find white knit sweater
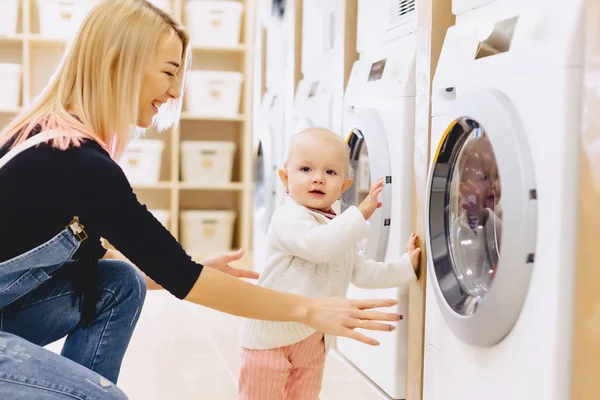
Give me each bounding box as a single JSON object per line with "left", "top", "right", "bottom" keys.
{"left": 240, "top": 197, "right": 417, "bottom": 351}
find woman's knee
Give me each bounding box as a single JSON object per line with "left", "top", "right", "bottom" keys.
{"left": 99, "top": 259, "right": 147, "bottom": 308}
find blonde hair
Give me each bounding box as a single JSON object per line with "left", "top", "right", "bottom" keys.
{"left": 0, "top": 0, "right": 191, "bottom": 160}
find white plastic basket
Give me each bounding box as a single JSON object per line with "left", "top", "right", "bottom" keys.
{"left": 120, "top": 139, "right": 165, "bottom": 185}
{"left": 36, "top": 0, "right": 96, "bottom": 38}
{"left": 180, "top": 140, "right": 236, "bottom": 184}
{"left": 0, "top": 64, "right": 21, "bottom": 109}
{"left": 185, "top": 70, "right": 243, "bottom": 117}
{"left": 149, "top": 209, "right": 171, "bottom": 229}
{"left": 0, "top": 0, "right": 18, "bottom": 36}
{"left": 180, "top": 210, "right": 236, "bottom": 254}
{"left": 185, "top": 1, "right": 243, "bottom": 48}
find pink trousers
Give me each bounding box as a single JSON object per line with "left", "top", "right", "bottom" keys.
{"left": 238, "top": 332, "right": 326, "bottom": 400}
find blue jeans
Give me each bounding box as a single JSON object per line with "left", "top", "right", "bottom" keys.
{"left": 0, "top": 331, "right": 128, "bottom": 399}
{"left": 0, "top": 225, "right": 147, "bottom": 399}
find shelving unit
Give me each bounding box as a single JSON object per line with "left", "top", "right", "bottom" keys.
{"left": 0, "top": 0, "right": 255, "bottom": 269}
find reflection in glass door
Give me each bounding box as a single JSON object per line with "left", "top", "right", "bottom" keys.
{"left": 429, "top": 118, "right": 503, "bottom": 316}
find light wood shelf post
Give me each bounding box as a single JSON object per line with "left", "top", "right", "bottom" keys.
{"left": 569, "top": 0, "right": 600, "bottom": 398}
{"left": 407, "top": 1, "right": 455, "bottom": 399}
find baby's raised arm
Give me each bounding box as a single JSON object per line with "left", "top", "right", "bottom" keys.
{"left": 270, "top": 204, "right": 369, "bottom": 263}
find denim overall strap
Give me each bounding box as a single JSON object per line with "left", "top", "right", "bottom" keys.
{"left": 0, "top": 130, "right": 88, "bottom": 309}
{"left": 0, "top": 130, "right": 84, "bottom": 170}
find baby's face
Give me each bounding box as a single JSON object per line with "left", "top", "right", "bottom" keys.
{"left": 460, "top": 138, "right": 501, "bottom": 211}
{"left": 282, "top": 131, "right": 351, "bottom": 211}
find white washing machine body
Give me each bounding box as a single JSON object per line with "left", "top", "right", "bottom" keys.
{"left": 423, "top": 1, "right": 583, "bottom": 399}
{"left": 264, "top": 0, "right": 291, "bottom": 93}
{"left": 356, "top": 0, "right": 417, "bottom": 54}
{"left": 252, "top": 91, "right": 286, "bottom": 274}
{"left": 300, "top": 0, "right": 336, "bottom": 76}
{"left": 290, "top": 72, "right": 334, "bottom": 138}
{"left": 334, "top": 33, "right": 417, "bottom": 399}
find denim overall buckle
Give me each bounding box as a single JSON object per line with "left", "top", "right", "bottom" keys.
{"left": 66, "top": 216, "right": 88, "bottom": 242}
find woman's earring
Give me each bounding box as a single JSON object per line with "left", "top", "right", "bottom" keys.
{"left": 286, "top": 188, "right": 289, "bottom": 194}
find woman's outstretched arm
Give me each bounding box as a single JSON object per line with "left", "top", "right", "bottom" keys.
{"left": 184, "top": 266, "right": 401, "bottom": 346}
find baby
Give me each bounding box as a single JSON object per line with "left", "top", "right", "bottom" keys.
{"left": 450, "top": 134, "right": 503, "bottom": 295}
{"left": 238, "top": 127, "right": 420, "bottom": 400}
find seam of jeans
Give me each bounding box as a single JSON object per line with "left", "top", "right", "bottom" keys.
{"left": 87, "top": 287, "right": 118, "bottom": 372}
{"left": 89, "top": 306, "right": 115, "bottom": 373}
{"left": 16, "top": 291, "right": 76, "bottom": 310}
{"left": 0, "top": 376, "right": 88, "bottom": 400}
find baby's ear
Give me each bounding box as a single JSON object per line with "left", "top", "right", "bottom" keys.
{"left": 278, "top": 169, "right": 289, "bottom": 188}
{"left": 341, "top": 177, "right": 353, "bottom": 193}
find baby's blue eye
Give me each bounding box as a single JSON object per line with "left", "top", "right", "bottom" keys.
{"left": 300, "top": 167, "right": 310, "bottom": 172}
{"left": 326, "top": 170, "right": 336, "bottom": 175}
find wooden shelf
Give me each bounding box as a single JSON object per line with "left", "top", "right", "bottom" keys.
{"left": 190, "top": 44, "right": 247, "bottom": 53}
{"left": 179, "top": 112, "right": 245, "bottom": 121}
{"left": 0, "top": 34, "right": 24, "bottom": 44}
{"left": 0, "top": 0, "right": 255, "bottom": 266}
{"left": 0, "top": 108, "right": 20, "bottom": 115}
{"left": 178, "top": 182, "right": 245, "bottom": 191}
{"left": 132, "top": 182, "right": 174, "bottom": 190}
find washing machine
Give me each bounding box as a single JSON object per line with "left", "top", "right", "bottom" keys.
{"left": 423, "top": 0, "right": 583, "bottom": 399}
{"left": 300, "top": 0, "right": 336, "bottom": 75}
{"left": 334, "top": 5, "right": 417, "bottom": 398}
{"left": 252, "top": 0, "right": 294, "bottom": 272}
{"left": 290, "top": 72, "right": 333, "bottom": 138}
{"left": 290, "top": 0, "right": 335, "bottom": 133}
{"left": 252, "top": 92, "right": 286, "bottom": 274}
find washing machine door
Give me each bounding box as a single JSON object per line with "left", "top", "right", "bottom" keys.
{"left": 341, "top": 108, "right": 392, "bottom": 262}
{"left": 253, "top": 124, "right": 277, "bottom": 236}
{"left": 426, "top": 88, "right": 537, "bottom": 346}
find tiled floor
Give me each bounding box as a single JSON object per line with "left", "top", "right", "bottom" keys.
{"left": 47, "top": 291, "right": 389, "bottom": 400}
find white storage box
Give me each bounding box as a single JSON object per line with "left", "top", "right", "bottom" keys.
{"left": 120, "top": 139, "right": 165, "bottom": 185}
{"left": 180, "top": 140, "right": 236, "bottom": 184}
{"left": 0, "top": 0, "right": 18, "bottom": 36}
{"left": 185, "top": 70, "right": 243, "bottom": 117}
{"left": 0, "top": 64, "right": 21, "bottom": 109}
{"left": 185, "top": 1, "right": 243, "bottom": 48}
{"left": 180, "top": 210, "right": 236, "bottom": 254}
{"left": 36, "top": 0, "right": 96, "bottom": 39}
{"left": 149, "top": 209, "right": 170, "bottom": 229}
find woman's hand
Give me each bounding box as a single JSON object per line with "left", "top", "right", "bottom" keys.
{"left": 201, "top": 248, "right": 260, "bottom": 280}
{"left": 303, "top": 297, "right": 401, "bottom": 346}
{"left": 185, "top": 268, "right": 401, "bottom": 346}
{"left": 358, "top": 178, "right": 384, "bottom": 220}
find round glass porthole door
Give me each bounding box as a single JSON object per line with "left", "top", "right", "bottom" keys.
{"left": 253, "top": 127, "right": 276, "bottom": 235}
{"left": 340, "top": 109, "right": 392, "bottom": 262}
{"left": 426, "top": 88, "right": 537, "bottom": 346}
{"left": 444, "top": 122, "right": 502, "bottom": 310}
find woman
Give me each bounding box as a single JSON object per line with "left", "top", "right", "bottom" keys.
{"left": 0, "top": 1, "right": 401, "bottom": 398}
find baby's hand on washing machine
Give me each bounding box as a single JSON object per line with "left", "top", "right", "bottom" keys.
{"left": 358, "top": 178, "right": 384, "bottom": 220}
{"left": 405, "top": 233, "right": 421, "bottom": 276}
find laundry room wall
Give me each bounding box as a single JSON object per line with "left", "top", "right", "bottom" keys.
{"left": 408, "top": 1, "right": 454, "bottom": 399}
{"left": 570, "top": 0, "right": 600, "bottom": 398}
